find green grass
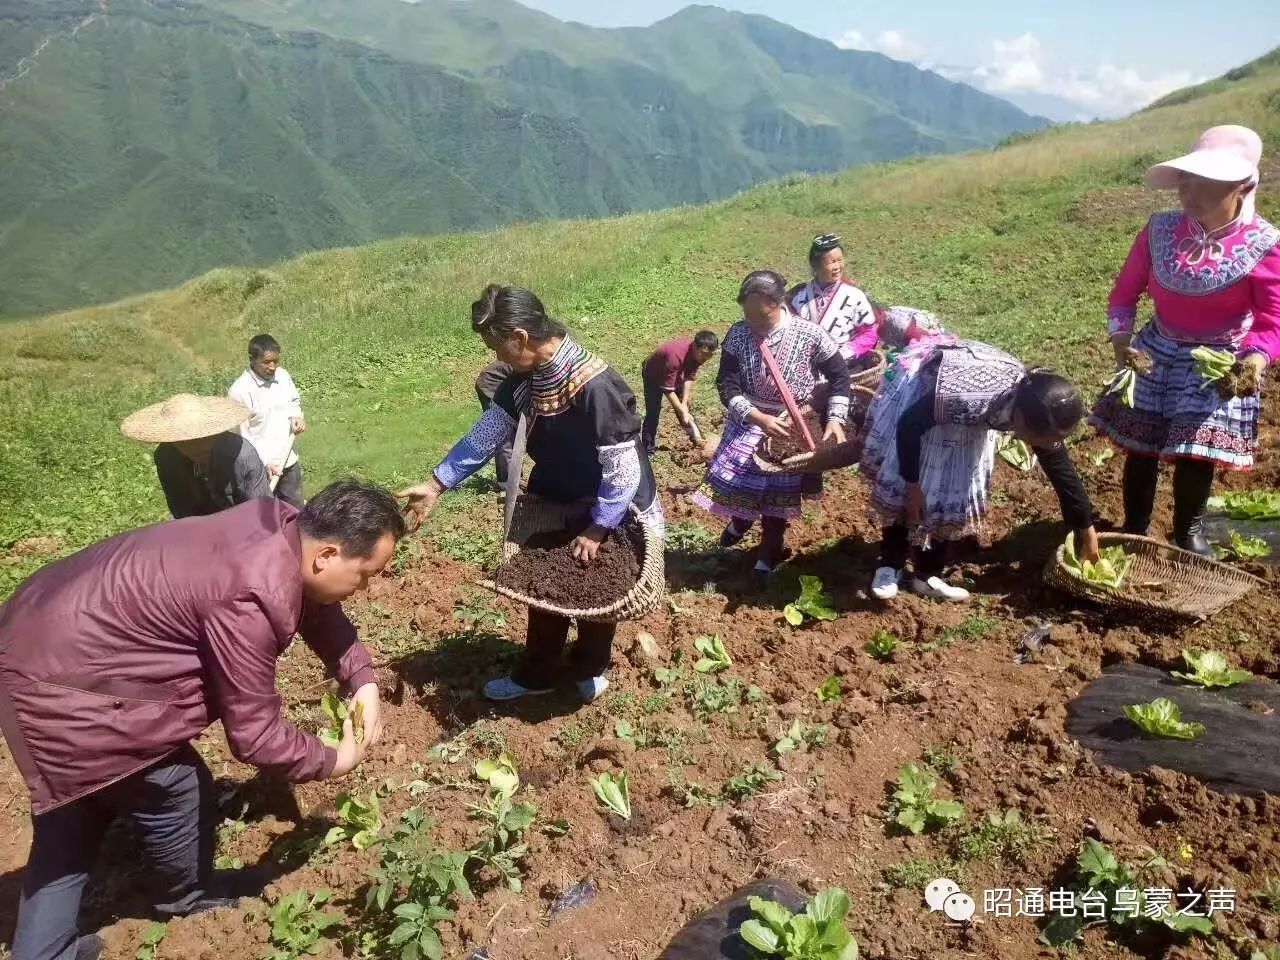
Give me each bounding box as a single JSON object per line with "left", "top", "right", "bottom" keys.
{"left": 2, "top": 56, "right": 1279, "bottom": 594}
{"left": 882, "top": 856, "right": 966, "bottom": 890}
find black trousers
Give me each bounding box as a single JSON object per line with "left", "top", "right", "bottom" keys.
{"left": 511, "top": 609, "right": 616, "bottom": 688}
{"left": 641, "top": 373, "right": 667, "bottom": 455}
{"left": 274, "top": 462, "right": 304, "bottom": 509}
{"left": 13, "top": 744, "right": 215, "bottom": 960}
{"left": 880, "top": 524, "right": 948, "bottom": 578}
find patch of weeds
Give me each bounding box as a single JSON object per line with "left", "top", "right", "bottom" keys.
{"left": 605, "top": 692, "right": 637, "bottom": 717}
{"left": 921, "top": 743, "right": 962, "bottom": 778}
{"left": 1252, "top": 875, "right": 1280, "bottom": 912}
{"left": 939, "top": 609, "right": 999, "bottom": 646}
{"left": 957, "top": 809, "right": 1052, "bottom": 863}
{"left": 686, "top": 676, "right": 762, "bottom": 718}
{"left": 215, "top": 802, "right": 248, "bottom": 870}
{"left": 469, "top": 721, "right": 508, "bottom": 754}
{"left": 452, "top": 590, "right": 507, "bottom": 631}
{"left": 434, "top": 528, "right": 501, "bottom": 569}
{"left": 263, "top": 890, "right": 343, "bottom": 960}
{"left": 668, "top": 769, "right": 722, "bottom": 808}
{"left": 666, "top": 522, "right": 718, "bottom": 551}
{"left": 883, "top": 857, "right": 966, "bottom": 890}
{"left": 641, "top": 691, "right": 673, "bottom": 714}
{"left": 557, "top": 713, "right": 606, "bottom": 751}
{"left": 724, "top": 763, "right": 783, "bottom": 801}
{"left": 773, "top": 720, "right": 829, "bottom": 756}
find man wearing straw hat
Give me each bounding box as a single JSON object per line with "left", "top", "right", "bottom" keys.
{"left": 121, "top": 393, "right": 272, "bottom": 518}
{"left": 0, "top": 480, "right": 404, "bottom": 960}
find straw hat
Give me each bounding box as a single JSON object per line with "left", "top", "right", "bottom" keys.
{"left": 120, "top": 394, "right": 250, "bottom": 443}
{"left": 1146, "top": 125, "right": 1262, "bottom": 188}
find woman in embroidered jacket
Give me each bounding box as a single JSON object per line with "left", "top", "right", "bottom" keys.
{"left": 694, "top": 270, "right": 852, "bottom": 573}
{"left": 398, "top": 285, "right": 664, "bottom": 704}
{"left": 789, "top": 234, "right": 878, "bottom": 363}
{"left": 1091, "top": 125, "right": 1280, "bottom": 555}
{"left": 863, "top": 338, "right": 1101, "bottom": 602}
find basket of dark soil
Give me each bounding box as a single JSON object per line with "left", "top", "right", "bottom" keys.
{"left": 480, "top": 495, "right": 664, "bottom": 622}
{"left": 849, "top": 348, "right": 888, "bottom": 390}
{"left": 1044, "top": 532, "right": 1262, "bottom": 618}
{"left": 752, "top": 386, "right": 875, "bottom": 475}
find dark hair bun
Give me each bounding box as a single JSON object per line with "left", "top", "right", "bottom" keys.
{"left": 471, "top": 283, "right": 502, "bottom": 330}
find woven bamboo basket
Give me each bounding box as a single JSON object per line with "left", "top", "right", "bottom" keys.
{"left": 1044, "top": 532, "right": 1262, "bottom": 618}
{"left": 480, "top": 495, "right": 665, "bottom": 623}
{"left": 849, "top": 348, "right": 888, "bottom": 390}
{"left": 753, "top": 386, "right": 876, "bottom": 476}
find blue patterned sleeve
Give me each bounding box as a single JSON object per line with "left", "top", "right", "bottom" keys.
{"left": 592, "top": 441, "right": 642, "bottom": 529}
{"left": 432, "top": 404, "right": 516, "bottom": 490}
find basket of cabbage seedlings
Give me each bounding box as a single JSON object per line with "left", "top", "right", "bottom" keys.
{"left": 1044, "top": 532, "right": 1262, "bottom": 618}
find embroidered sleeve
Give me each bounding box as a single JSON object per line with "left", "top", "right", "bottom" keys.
{"left": 817, "top": 350, "right": 851, "bottom": 423}
{"left": 1107, "top": 223, "right": 1152, "bottom": 336}
{"left": 593, "top": 440, "right": 642, "bottom": 529}
{"left": 1242, "top": 244, "right": 1280, "bottom": 364}
{"left": 432, "top": 404, "right": 515, "bottom": 490}
{"left": 811, "top": 324, "right": 841, "bottom": 364}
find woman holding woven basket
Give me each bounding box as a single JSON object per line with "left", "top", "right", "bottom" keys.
{"left": 863, "top": 338, "right": 1101, "bottom": 601}
{"left": 693, "top": 270, "right": 852, "bottom": 573}
{"left": 1091, "top": 125, "right": 1280, "bottom": 556}
{"left": 398, "top": 285, "right": 664, "bottom": 704}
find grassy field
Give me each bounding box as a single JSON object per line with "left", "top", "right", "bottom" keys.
{"left": 2, "top": 54, "right": 1278, "bottom": 596}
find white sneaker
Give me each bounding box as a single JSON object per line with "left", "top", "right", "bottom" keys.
{"left": 577, "top": 676, "right": 609, "bottom": 703}
{"left": 910, "top": 576, "right": 970, "bottom": 602}
{"left": 871, "top": 566, "right": 902, "bottom": 600}
{"left": 483, "top": 676, "right": 554, "bottom": 701}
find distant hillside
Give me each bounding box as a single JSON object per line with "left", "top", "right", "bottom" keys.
{"left": 2, "top": 39, "right": 1277, "bottom": 595}
{"left": 0, "top": 0, "right": 1044, "bottom": 317}
{"left": 1147, "top": 45, "right": 1280, "bottom": 110}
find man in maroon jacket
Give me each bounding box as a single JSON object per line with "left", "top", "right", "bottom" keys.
{"left": 0, "top": 479, "right": 405, "bottom": 960}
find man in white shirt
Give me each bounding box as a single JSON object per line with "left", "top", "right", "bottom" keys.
{"left": 228, "top": 334, "right": 306, "bottom": 507}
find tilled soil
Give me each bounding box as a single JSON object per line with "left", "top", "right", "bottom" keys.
{"left": 495, "top": 524, "right": 644, "bottom": 608}
{"left": 2, "top": 391, "right": 1280, "bottom": 960}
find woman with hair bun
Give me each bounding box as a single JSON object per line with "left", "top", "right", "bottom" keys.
{"left": 862, "top": 338, "right": 1100, "bottom": 603}
{"left": 693, "top": 270, "right": 852, "bottom": 573}
{"left": 398, "top": 285, "right": 663, "bottom": 705}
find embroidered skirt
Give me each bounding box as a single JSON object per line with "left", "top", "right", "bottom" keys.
{"left": 692, "top": 418, "right": 821, "bottom": 522}
{"left": 1090, "top": 325, "right": 1258, "bottom": 470}
{"left": 860, "top": 350, "right": 997, "bottom": 543}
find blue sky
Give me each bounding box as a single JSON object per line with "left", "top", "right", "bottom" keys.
{"left": 516, "top": 0, "right": 1280, "bottom": 118}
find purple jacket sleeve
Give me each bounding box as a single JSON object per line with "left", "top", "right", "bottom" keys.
{"left": 298, "top": 600, "right": 377, "bottom": 694}
{"left": 199, "top": 597, "right": 337, "bottom": 782}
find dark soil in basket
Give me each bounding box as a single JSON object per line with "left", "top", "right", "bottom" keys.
{"left": 760, "top": 396, "right": 869, "bottom": 465}
{"left": 494, "top": 522, "right": 643, "bottom": 608}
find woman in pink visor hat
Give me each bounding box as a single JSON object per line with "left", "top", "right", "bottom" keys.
{"left": 1091, "top": 125, "right": 1279, "bottom": 555}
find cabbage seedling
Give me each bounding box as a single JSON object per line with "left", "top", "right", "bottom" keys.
{"left": 1123, "top": 698, "right": 1204, "bottom": 740}
{"left": 590, "top": 771, "right": 631, "bottom": 820}
{"left": 739, "top": 887, "right": 859, "bottom": 959}
{"left": 1171, "top": 649, "right": 1252, "bottom": 689}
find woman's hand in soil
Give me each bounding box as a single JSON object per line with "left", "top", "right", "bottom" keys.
{"left": 571, "top": 524, "right": 608, "bottom": 564}
{"left": 823, "top": 420, "right": 847, "bottom": 445}
{"left": 1238, "top": 352, "right": 1267, "bottom": 396}
{"left": 1077, "top": 525, "right": 1101, "bottom": 564}
{"left": 1110, "top": 333, "right": 1141, "bottom": 371}
{"left": 328, "top": 684, "right": 381, "bottom": 778}
{"left": 396, "top": 477, "right": 445, "bottom": 533}
{"left": 904, "top": 482, "right": 926, "bottom": 524}
{"left": 750, "top": 410, "right": 792, "bottom": 442}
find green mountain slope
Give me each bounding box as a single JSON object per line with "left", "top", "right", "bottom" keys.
{"left": 2, "top": 45, "right": 1276, "bottom": 595}
{"left": 0, "top": 0, "right": 1043, "bottom": 317}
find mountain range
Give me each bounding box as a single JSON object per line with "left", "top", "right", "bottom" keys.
{"left": 0, "top": 0, "right": 1046, "bottom": 317}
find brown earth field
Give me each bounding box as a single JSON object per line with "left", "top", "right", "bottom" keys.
{"left": 3, "top": 397, "right": 1280, "bottom": 960}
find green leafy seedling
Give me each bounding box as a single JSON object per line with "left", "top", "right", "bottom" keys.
{"left": 324, "top": 791, "right": 382, "bottom": 850}
{"left": 1207, "top": 490, "right": 1280, "bottom": 520}
{"left": 388, "top": 901, "right": 453, "bottom": 960}
{"left": 1090, "top": 447, "right": 1115, "bottom": 467}
{"left": 815, "top": 675, "right": 842, "bottom": 703}
{"left": 1123, "top": 698, "right": 1204, "bottom": 740}
{"left": 318, "top": 692, "right": 364, "bottom": 748}
{"left": 591, "top": 771, "right": 631, "bottom": 820}
{"left": 887, "top": 763, "right": 965, "bottom": 835}
{"left": 863, "top": 630, "right": 899, "bottom": 661}
{"left": 693, "top": 634, "right": 732, "bottom": 673}
{"left": 1171, "top": 649, "right": 1252, "bottom": 689}
{"left": 784, "top": 575, "right": 839, "bottom": 626}
{"left": 774, "top": 720, "right": 829, "bottom": 756}
{"left": 739, "top": 887, "right": 859, "bottom": 959}
{"left": 136, "top": 923, "right": 167, "bottom": 960}
{"left": 474, "top": 753, "right": 520, "bottom": 797}
{"left": 1218, "top": 530, "right": 1271, "bottom": 560}
{"left": 997, "top": 435, "right": 1034, "bottom": 471}
{"left": 1062, "top": 532, "right": 1134, "bottom": 590}
{"left": 1105, "top": 367, "right": 1137, "bottom": 408}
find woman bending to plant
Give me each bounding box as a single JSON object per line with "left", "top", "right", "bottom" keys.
{"left": 862, "top": 338, "right": 1100, "bottom": 601}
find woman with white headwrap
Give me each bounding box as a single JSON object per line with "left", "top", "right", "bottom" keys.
{"left": 1091, "top": 125, "right": 1280, "bottom": 555}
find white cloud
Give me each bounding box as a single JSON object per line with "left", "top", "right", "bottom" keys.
{"left": 835, "top": 28, "right": 925, "bottom": 64}
{"left": 960, "top": 32, "right": 1204, "bottom": 117}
